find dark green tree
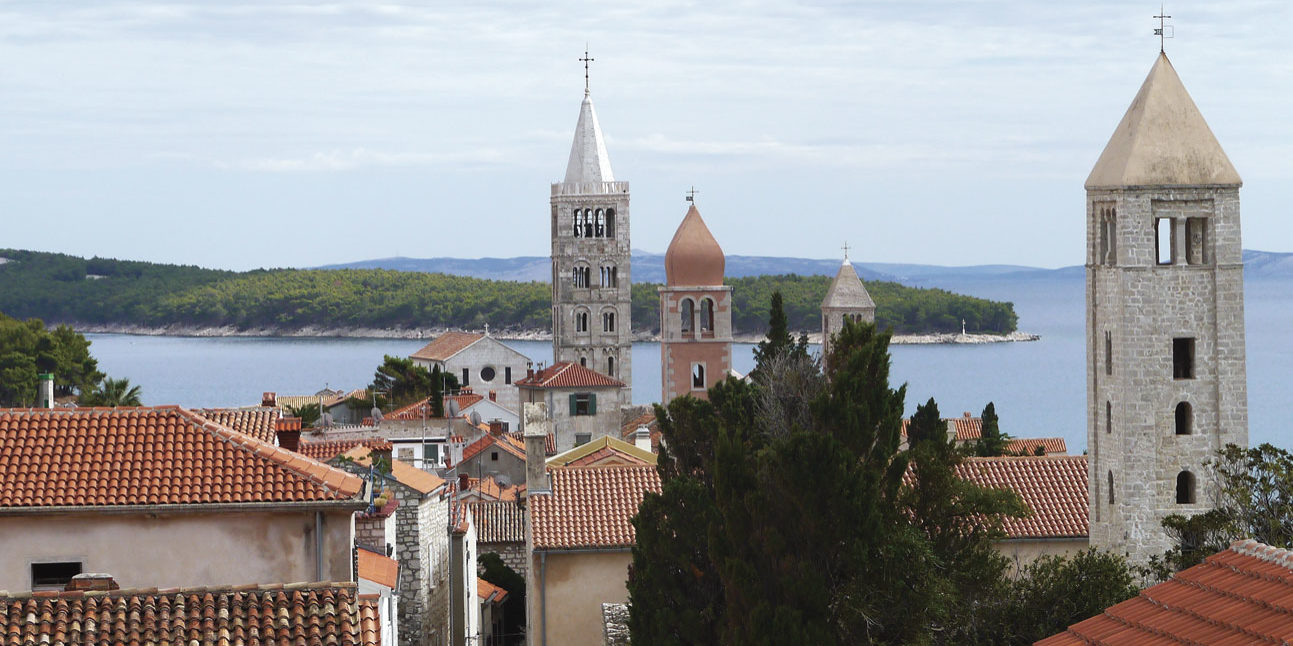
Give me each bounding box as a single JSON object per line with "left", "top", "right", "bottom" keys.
{"left": 478, "top": 552, "right": 526, "bottom": 645}
{"left": 370, "top": 355, "right": 438, "bottom": 409}
{"left": 429, "top": 365, "right": 445, "bottom": 417}
{"left": 750, "top": 291, "right": 794, "bottom": 379}
{"left": 286, "top": 402, "right": 322, "bottom": 428}
{"left": 978, "top": 549, "right": 1140, "bottom": 644}
{"left": 973, "top": 401, "right": 1010, "bottom": 457}
{"left": 0, "top": 313, "right": 106, "bottom": 405}
{"left": 80, "top": 377, "right": 142, "bottom": 407}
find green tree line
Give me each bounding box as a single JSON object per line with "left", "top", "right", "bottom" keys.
{"left": 0, "top": 249, "right": 1017, "bottom": 335}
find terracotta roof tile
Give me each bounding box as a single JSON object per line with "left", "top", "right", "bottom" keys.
{"left": 410, "top": 331, "right": 484, "bottom": 362}
{"left": 300, "top": 437, "right": 393, "bottom": 462}
{"left": 1038, "top": 540, "right": 1293, "bottom": 645}
{"left": 0, "top": 582, "right": 380, "bottom": 646}
{"left": 548, "top": 436, "right": 656, "bottom": 468}
{"left": 342, "top": 446, "right": 445, "bottom": 495}
{"left": 357, "top": 548, "right": 399, "bottom": 589}
{"left": 477, "top": 578, "right": 509, "bottom": 604}
{"left": 385, "top": 392, "right": 485, "bottom": 421}
{"left": 459, "top": 476, "right": 525, "bottom": 502}
{"left": 531, "top": 465, "right": 661, "bottom": 550}
{"left": 900, "top": 414, "right": 983, "bottom": 442}
{"left": 0, "top": 407, "right": 363, "bottom": 507}
{"left": 510, "top": 431, "right": 557, "bottom": 456}
{"left": 621, "top": 412, "right": 662, "bottom": 453}
{"left": 460, "top": 432, "right": 527, "bottom": 464}
{"left": 515, "top": 362, "right": 626, "bottom": 389}
{"left": 955, "top": 456, "right": 1088, "bottom": 539}
{"left": 1006, "top": 437, "right": 1067, "bottom": 456}
{"left": 467, "top": 501, "right": 525, "bottom": 543}
{"left": 193, "top": 407, "right": 280, "bottom": 443}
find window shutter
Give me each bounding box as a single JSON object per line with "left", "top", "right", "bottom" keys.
{"left": 569, "top": 393, "right": 577, "bottom": 416}
{"left": 588, "top": 393, "right": 597, "bottom": 415}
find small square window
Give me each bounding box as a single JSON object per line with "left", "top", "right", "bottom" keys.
{"left": 575, "top": 433, "right": 592, "bottom": 446}
{"left": 490, "top": 451, "right": 499, "bottom": 461}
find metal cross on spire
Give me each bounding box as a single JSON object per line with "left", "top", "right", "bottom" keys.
{"left": 841, "top": 241, "right": 851, "bottom": 261}
{"left": 686, "top": 186, "right": 699, "bottom": 203}
{"left": 579, "top": 47, "right": 594, "bottom": 95}
{"left": 1153, "top": 4, "right": 1173, "bottom": 53}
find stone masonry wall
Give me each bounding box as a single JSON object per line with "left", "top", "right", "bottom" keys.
{"left": 479, "top": 541, "right": 527, "bottom": 579}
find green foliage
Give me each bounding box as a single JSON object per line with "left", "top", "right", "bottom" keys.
{"left": 80, "top": 377, "right": 142, "bottom": 407}
{"left": 286, "top": 403, "right": 322, "bottom": 428}
{"left": 0, "top": 249, "right": 1018, "bottom": 336}
{"left": 478, "top": 553, "right": 526, "bottom": 645}
{"left": 973, "top": 402, "right": 1011, "bottom": 457}
{"left": 0, "top": 312, "right": 105, "bottom": 405}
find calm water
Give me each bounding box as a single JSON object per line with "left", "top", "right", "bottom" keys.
{"left": 84, "top": 276, "right": 1293, "bottom": 454}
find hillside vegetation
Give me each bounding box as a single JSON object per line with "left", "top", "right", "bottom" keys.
{"left": 0, "top": 249, "right": 1017, "bottom": 335}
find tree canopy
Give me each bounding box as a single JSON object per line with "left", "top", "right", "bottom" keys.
{"left": 0, "top": 312, "right": 106, "bottom": 406}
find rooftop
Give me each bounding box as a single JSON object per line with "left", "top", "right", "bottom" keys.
{"left": 956, "top": 456, "right": 1088, "bottom": 539}
{"left": 664, "top": 204, "right": 725, "bottom": 287}
{"left": 299, "top": 437, "right": 392, "bottom": 463}
{"left": 563, "top": 93, "right": 615, "bottom": 185}
{"left": 193, "top": 407, "right": 280, "bottom": 443}
{"left": 356, "top": 548, "right": 399, "bottom": 590}
{"left": 547, "top": 436, "right": 656, "bottom": 468}
{"left": 515, "top": 362, "right": 626, "bottom": 389}
{"left": 409, "top": 331, "right": 484, "bottom": 363}
{"left": 467, "top": 500, "right": 525, "bottom": 543}
{"left": 530, "top": 465, "right": 661, "bottom": 550}
{"left": 339, "top": 445, "right": 445, "bottom": 495}
{"left": 1039, "top": 539, "right": 1293, "bottom": 644}
{"left": 821, "top": 258, "right": 875, "bottom": 310}
{"left": 0, "top": 407, "right": 363, "bottom": 507}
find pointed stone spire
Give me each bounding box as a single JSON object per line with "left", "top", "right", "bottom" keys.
{"left": 822, "top": 257, "right": 875, "bottom": 310}
{"left": 563, "top": 95, "right": 615, "bottom": 184}
{"left": 1086, "top": 52, "right": 1241, "bottom": 189}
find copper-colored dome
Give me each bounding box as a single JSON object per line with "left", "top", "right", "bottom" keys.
{"left": 664, "top": 204, "right": 725, "bottom": 286}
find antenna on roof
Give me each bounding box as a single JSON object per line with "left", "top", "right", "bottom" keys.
{"left": 1154, "top": 4, "right": 1173, "bottom": 53}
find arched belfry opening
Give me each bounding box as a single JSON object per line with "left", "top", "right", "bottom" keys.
{"left": 1174, "top": 402, "right": 1192, "bottom": 435}
{"left": 1176, "top": 471, "right": 1196, "bottom": 504}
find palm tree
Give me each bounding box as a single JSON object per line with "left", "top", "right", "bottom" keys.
{"left": 81, "top": 377, "right": 142, "bottom": 407}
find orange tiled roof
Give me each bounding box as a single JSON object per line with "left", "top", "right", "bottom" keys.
{"left": 194, "top": 407, "right": 280, "bottom": 443}
{"left": 467, "top": 500, "right": 525, "bottom": 543}
{"left": 357, "top": 548, "right": 399, "bottom": 589}
{"left": 1039, "top": 539, "right": 1293, "bottom": 645}
{"left": 461, "top": 432, "right": 526, "bottom": 464}
{"left": 620, "top": 411, "right": 662, "bottom": 453}
{"left": 515, "top": 362, "right": 626, "bottom": 389}
{"left": 300, "top": 437, "right": 393, "bottom": 462}
{"left": 0, "top": 407, "right": 363, "bottom": 507}
{"left": 548, "top": 436, "right": 656, "bottom": 468}
{"left": 385, "top": 392, "right": 485, "bottom": 421}
{"left": 0, "top": 582, "right": 379, "bottom": 646}
{"left": 460, "top": 476, "right": 525, "bottom": 502}
{"left": 900, "top": 414, "right": 982, "bottom": 442}
{"left": 342, "top": 446, "right": 445, "bottom": 495}
{"left": 1006, "top": 437, "right": 1067, "bottom": 456}
{"left": 477, "top": 578, "right": 509, "bottom": 604}
{"left": 531, "top": 465, "right": 661, "bottom": 550}
{"left": 509, "top": 431, "right": 556, "bottom": 456}
{"left": 410, "top": 331, "right": 484, "bottom": 362}
{"left": 955, "top": 456, "right": 1088, "bottom": 539}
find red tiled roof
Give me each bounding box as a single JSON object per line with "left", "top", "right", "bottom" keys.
{"left": 410, "top": 331, "right": 484, "bottom": 362}
{"left": 955, "top": 456, "right": 1088, "bottom": 539}
{"left": 1006, "top": 437, "right": 1067, "bottom": 456}
{"left": 477, "top": 578, "right": 509, "bottom": 604}
{"left": 467, "top": 500, "right": 525, "bottom": 543}
{"left": 460, "top": 432, "right": 526, "bottom": 464}
{"left": 0, "top": 407, "right": 363, "bottom": 507}
{"left": 385, "top": 392, "right": 485, "bottom": 421}
{"left": 194, "top": 407, "right": 280, "bottom": 443}
{"left": 509, "top": 431, "right": 556, "bottom": 456}
{"left": 299, "top": 437, "right": 393, "bottom": 462}
{"left": 531, "top": 465, "right": 661, "bottom": 550}
{"left": 357, "top": 548, "right": 399, "bottom": 589}
{"left": 342, "top": 446, "right": 445, "bottom": 495}
{"left": 459, "top": 476, "right": 525, "bottom": 502}
{"left": 0, "top": 582, "right": 379, "bottom": 646}
{"left": 620, "top": 411, "right": 662, "bottom": 453}
{"left": 515, "top": 362, "right": 626, "bottom": 389}
{"left": 1039, "top": 539, "right": 1293, "bottom": 645}
{"left": 900, "top": 414, "right": 982, "bottom": 442}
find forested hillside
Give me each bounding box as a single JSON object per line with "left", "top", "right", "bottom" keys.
{"left": 0, "top": 249, "right": 1017, "bottom": 335}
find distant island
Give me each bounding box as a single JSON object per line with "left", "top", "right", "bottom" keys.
{"left": 0, "top": 248, "right": 1030, "bottom": 339}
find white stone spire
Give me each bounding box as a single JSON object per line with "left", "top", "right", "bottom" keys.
{"left": 822, "top": 258, "right": 875, "bottom": 310}
{"left": 563, "top": 95, "right": 615, "bottom": 184}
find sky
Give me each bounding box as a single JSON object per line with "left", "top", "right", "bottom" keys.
{"left": 0, "top": 1, "right": 1289, "bottom": 272}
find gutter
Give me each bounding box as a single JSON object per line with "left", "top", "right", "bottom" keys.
{"left": 540, "top": 551, "right": 547, "bottom": 646}
{"left": 315, "top": 511, "right": 324, "bottom": 581}
{"left": 0, "top": 500, "right": 367, "bottom": 516}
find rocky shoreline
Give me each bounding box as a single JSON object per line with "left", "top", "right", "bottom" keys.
{"left": 69, "top": 323, "right": 1039, "bottom": 345}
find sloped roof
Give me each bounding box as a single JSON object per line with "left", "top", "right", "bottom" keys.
{"left": 193, "top": 407, "right": 280, "bottom": 443}
{"left": 1039, "top": 539, "right": 1293, "bottom": 645}
{"left": 459, "top": 476, "right": 525, "bottom": 502}
{"left": 410, "top": 331, "right": 484, "bottom": 362}
{"left": 530, "top": 465, "right": 661, "bottom": 550}
{"left": 461, "top": 432, "right": 527, "bottom": 464}
{"left": 547, "top": 436, "right": 656, "bottom": 468}
{"left": 467, "top": 500, "right": 525, "bottom": 543}
{"left": 1006, "top": 437, "right": 1067, "bottom": 456}
{"left": 0, "top": 582, "right": 380, "bottom": 646}
{"left": 515, "top": 362, "right": 626, "bottom": 389}
{"left": 563, "top": 94, "right": 615, "bottom": 184}
{"left": 341, "top": 445, "right": 445, "bottom": 495}
{"left": 509, "top": 430, "right": 557, "bottom": 456}
{"left": 1086, "top": 52, "right": 1241, "bottom": 189}
{"left": 477, "top": 577, "right": 509, "bottom": 604}
{"left": 955, "top": 456, "right": 1088, "bottom": 539}
{"left": 664, "top": 204, "right": 725, "bottom": 287}
{"left": 357, "top": 547, "right": 399, "bottom": 589}
{"left": 0, "top": 407, "right": 363, "bottom": 507}
{"left": 901, "top": 415, "right": 983, "bottom": 442}
{"left": 386, "top": 392, "right": 485, "bottom": 421}
{"left": 621, "top": 411, "right": 661, "bottom": 453}
{"left": 821, "top": 259, "right": 875, "bottom": 310}
{"left": 300, "top": 437, "right": 392, "bottom": 462}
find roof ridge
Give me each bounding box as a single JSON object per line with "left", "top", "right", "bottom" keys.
{"left": 1138, "top": 557, "right": 1287, "bottom": 643}
{"left": 176, "top": 408, "right": 364, "bottom": 499}
{"left": 0, "top": 581, "right": 358, "bottom": 600}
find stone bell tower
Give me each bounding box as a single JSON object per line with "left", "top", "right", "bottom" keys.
{"left": 550, "top": 72, "right": 632, "bottom": 406}
{"left": 820, "top": 249, "right": 875, "bottom": 361}
{"left": 659, "top": 202, "right": 733, "bottom": 403}
{"left": 1086, "top": 52, "right": 1247, "bottom": 564}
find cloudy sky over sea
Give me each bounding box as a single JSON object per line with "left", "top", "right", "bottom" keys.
{"left": 0, "top": 1, "right": 1287, "bottom": 271}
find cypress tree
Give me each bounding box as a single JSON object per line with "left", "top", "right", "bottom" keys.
{"left": 429, "top": 365, "right": 444, "bottom": 417}
{"left": 974, "top": 401, "right": 1009, "bottom": 457}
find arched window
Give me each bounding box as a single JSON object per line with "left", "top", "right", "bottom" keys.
{"left": 606, "top": 209, "right": 615, "bottom": 236}
{"left": 680, "top": 299, "right": 694, "bottom": 334}
{"left": 1107, "top": 471, "right": 1114, "bottom": 505}
{"left": 607, "top": 356, "right": 615, "bottom": 377}
{"left": 575, "top": 310, "right": 589, "bottom": 333}
{"left": 580, "top": 357, "right": 586, "bottom": 367}
{"left": 595, "top": 209, "right": 605, "bottom": 237}
{"left": 583, "top": 211, "right": 594, "bottom": 238}
{"left": 699, "top": 298, "right": 714, "bottom": 332}
{"left": 573, "top": 209, "right": 583, "bottom": 237}
{"left": 1176, "top": 471, "right": 1196, "bottom": 504}
{"left": 691, "top": 363, "right": 705, "bottom": 389}
{"left": 603, "top": 311, "right": 615, "bottom": 333}
{"left": 1175, "top": 402, "right": 1193, "bottom": 435}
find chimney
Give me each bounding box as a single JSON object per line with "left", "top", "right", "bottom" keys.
{"left": 458, "top": 473, "right": 471, "bottom": 494}
{"left": 489, "top": 420, "right": 504, "bottom": 437}
{"left": 964, "top": 412, "right": 972, "bottom": 418}
{"left": 488, "top": 390, "right": 497, "bottom": 402}
{"left": 262, "top": 391, "right": 277, "bottom": 407}
{"left": 276, "top": 417, "right": 303, "bottom": 452}
{"left": 634, "top": 427, "right": 653, "bottom": 453}
{"left": 65, "top": 573, "right": 119, "bottom": 592}
{"left": 38, "top": 373, "right": 54, "bottom": 409}
{"left": 522, "top": 402, "right": 551, "bottom": 494}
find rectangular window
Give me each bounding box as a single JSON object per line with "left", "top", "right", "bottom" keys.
{"left": 461, "top": 368, "right": 469, "bottom": 387}
{"left": 570, "top": 393, "right": 596, "bottom": 416}
{"left": 422, "top": 443, "right": 440, "bottom": 463}
{"left": 1106, "top": 401, "right": 1112, "bottom": 434}
{"left": 1155, "top": 218, "right": 1174, "bottom": 265}
{"left": 505, "top": 367, "right": 512, "bottom": 384}
{"left": 398, "top": 447, "right": 414, "bottom": 460}
{"left": 490, "top": 451, "right": 499, "bottom": 461}
{"left": 575, "top": 433, "right": 592, "bottom": 446}
{"left": 1105, "top": 331, "right": 1112, "bottom": 376}
{"left": 692, "top": 363, "right": 706, "bottom": 390}
{"left": 1173, "top": 337, "right": 1195, "bottom": 379}
{"left": 31, "top": 562, "right": 82, "bottom": 589}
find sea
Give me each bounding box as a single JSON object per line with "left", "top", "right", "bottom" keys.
{"left": 83, "top": 275, "right": 1293, "bottom": 455}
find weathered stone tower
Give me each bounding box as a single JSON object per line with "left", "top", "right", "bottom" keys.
{"left": 550, "top": 86, "right": 632, "bottom": 406}
{"left": 821, "top": 253, "right": 875, "bottom": 360}
{"left": 1086, "top": 52, "right": 1247, "bottom": 564}
{"left": 659, "top": 203, "right": 733, "bottom": 402}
